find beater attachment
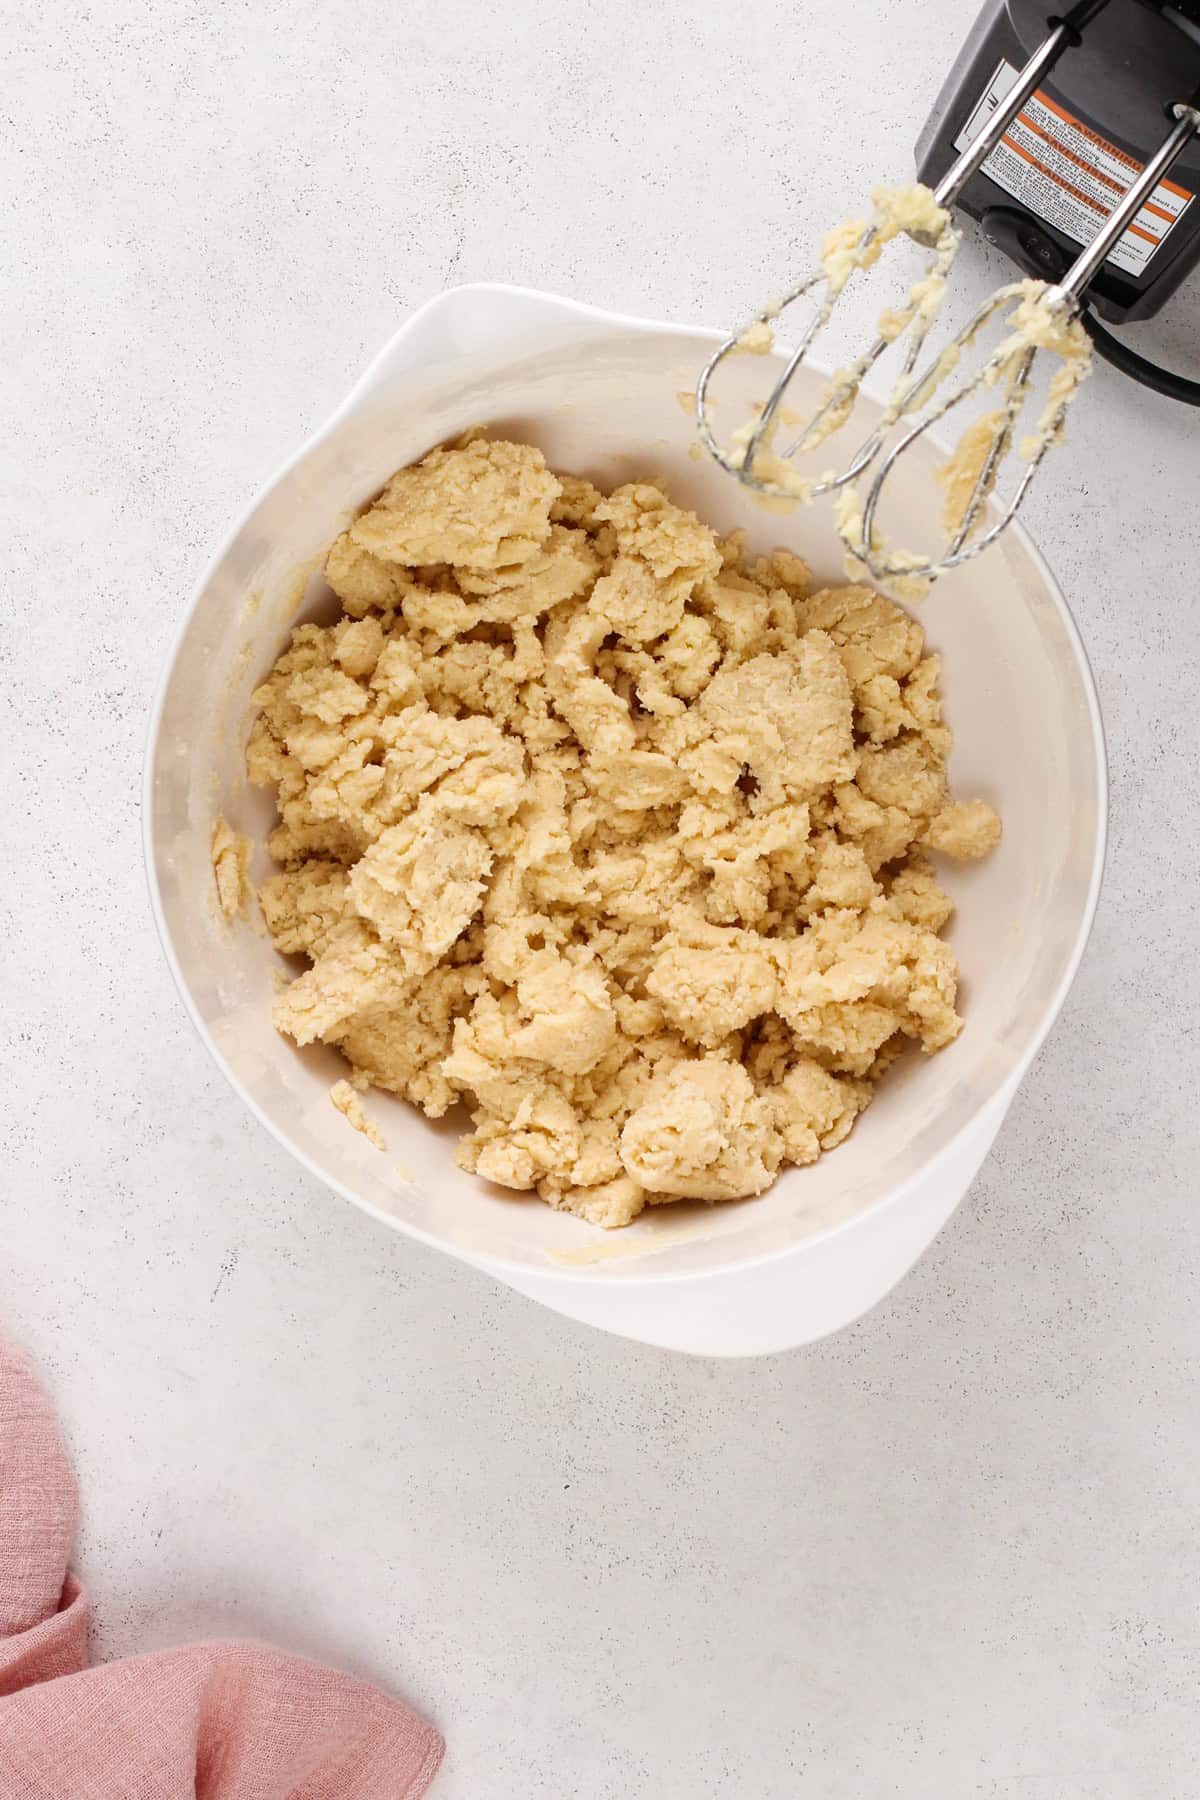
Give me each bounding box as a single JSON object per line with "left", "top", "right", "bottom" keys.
{"left": 694, "top": 11, "right": 1097, "bottom": 501}
{"left": 839, "top": 96, "right": 1200, "bottom": 593}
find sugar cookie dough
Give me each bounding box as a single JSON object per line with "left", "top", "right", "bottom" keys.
{"left": 330, "top": 1078, "right": 387, "bottom": 1150}
{"left": 211, "top": 817, "right": 252, "bottom": 922}
{"left": 248, "top": 436, "right": 999, "bottom": 1228}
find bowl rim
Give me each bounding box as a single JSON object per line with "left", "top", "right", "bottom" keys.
{"left": 143, "top": 281, "right": 1109, "bottom": 1288}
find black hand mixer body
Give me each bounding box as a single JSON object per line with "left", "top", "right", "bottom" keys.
{"left": 917, "top": 0, "right": 1200, "bottom": 393}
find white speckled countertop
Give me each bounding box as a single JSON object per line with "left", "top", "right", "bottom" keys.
{"left": 6, "top": 2, "right": 1200, "bottom": 1793}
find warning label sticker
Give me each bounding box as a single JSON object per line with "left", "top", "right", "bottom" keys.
{"left": 954, "top": 58, "right": 1194, "bottom": 277}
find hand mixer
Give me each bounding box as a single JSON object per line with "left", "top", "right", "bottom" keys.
{"left": 696, "top": 0, "right": 1200, "bottom": 588}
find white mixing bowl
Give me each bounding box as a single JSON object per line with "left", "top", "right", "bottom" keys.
{"left": 145, "top": 285, "right": 1106, "bottom": 1357}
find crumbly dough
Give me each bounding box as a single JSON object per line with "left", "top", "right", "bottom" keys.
{"left": 211, "top": 817, "right": 252, "bottom": 921}
{"left": 330, "top": 1078, "right": 387, "bottom": 1150}
{"left": 248, "top": 437, "right": 999, "bottom": 1228}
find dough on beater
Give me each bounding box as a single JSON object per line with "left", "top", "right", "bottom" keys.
{"left": 720, "top": 185, "right": 963, "bottom": 505}
{"left": 709, "top": 184, "right": 1092, "bottom": 600}
{"left": 834, "top": 275, "right": 1092, "bottom": 594}
{"left": 248, "top": 437, "right": 999, "bottom": 1225}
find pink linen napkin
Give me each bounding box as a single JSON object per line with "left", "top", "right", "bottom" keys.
{"left": 0, "top": 1340, "right": 443, "bottom": 1797}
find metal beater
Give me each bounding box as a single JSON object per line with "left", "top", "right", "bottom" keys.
{"left": 849, "top": 95, "right": 1199, "bottom": 586}
{"left": 695, "top": 0, "right": 1200, "bottom": 585}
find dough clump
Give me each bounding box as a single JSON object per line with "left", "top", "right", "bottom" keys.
{"left": 211, "top": 817, "right": 252, "bottom": 921}
{"left": 248, "top": 437, "right": 999, "bottom": 1227}
{"left": 330, "top": 1078, "right": 387, "bottom": 1150}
